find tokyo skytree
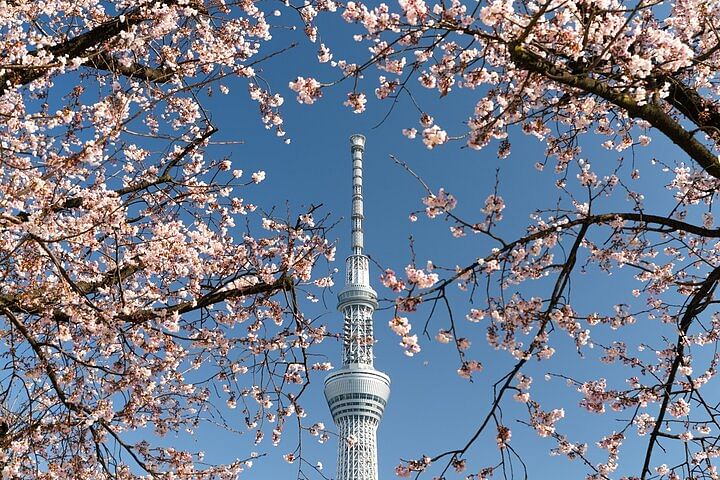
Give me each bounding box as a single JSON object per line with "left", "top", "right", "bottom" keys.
{"left": 324, "top": 135, "right": 391, "bottom": 480}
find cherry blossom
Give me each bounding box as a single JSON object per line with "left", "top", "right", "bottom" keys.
{"left": 422, "top": 125, "right": 448, "bottom": 149}
{"left": 289, "top": 76, "right": 323, "bottom": 104}
{"left": 405, "top": 264, "right": 439, "bottom": 289}
{"left": 344, "top": 92, "right": 368, "bottom": 113}
{"left": 252, "top": 170, "right": 267, "bottom": 183}
{"left": 11, "top": 0, "right": 720, "bottom": 478}
{"left": 0, "top": 1, "right": 341, "bottom": 477}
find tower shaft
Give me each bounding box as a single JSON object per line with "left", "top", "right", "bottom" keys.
{"left": 325, "top": 135, "right": 390, "bottom": 480}
{"left": 336, "top": 416, "right": 379, "bottom": 480}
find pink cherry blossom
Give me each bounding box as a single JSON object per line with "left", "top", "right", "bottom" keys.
{"left": 289, "top": 76, "right": 323, "bottom": 104}
{"left": 422, "top": 125, "right": 448, "bottom": 149}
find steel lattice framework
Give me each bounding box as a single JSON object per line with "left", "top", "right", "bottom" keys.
{"left": 324, "top": 135, "right": 390, "bottom": 480}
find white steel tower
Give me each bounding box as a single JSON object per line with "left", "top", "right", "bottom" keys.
{"left": 324, "top": 135, "right": 391, "bottom": 480}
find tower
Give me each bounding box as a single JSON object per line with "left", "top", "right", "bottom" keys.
{"left": 324, "top": 135, "right": 391, "bottom": 480}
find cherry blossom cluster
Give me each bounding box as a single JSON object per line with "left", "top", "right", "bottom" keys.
{"left": 0, "top": 0, "right": 345, "bottom": 476}
{"left": 388, "top": 316, "right": 421, "bottom": 356}
{"left": 422, "top": 188, "right": 457, "bottom": 218}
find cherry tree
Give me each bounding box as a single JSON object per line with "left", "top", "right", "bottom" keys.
{"left": 286, "top": 0, "right": 720, "bottom": 478}
{"left": 7, "top": 0, "right": 720, "bottom": 478}
{"left": 0, "top": 1, "right": 341, "bottom": 478}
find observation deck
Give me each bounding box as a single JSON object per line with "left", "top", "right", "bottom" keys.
{"left": 324, "top": 368, "right": 391, "bottom": 422}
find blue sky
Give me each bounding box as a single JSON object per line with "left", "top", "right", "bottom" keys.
{"left": 172, "top": 14, "right": 700, "bottom": 478}
{"left": 42, "top": 5, "right": 711, "bottom": 479}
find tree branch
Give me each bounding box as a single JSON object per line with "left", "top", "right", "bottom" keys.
{"left": 42, "top": 126, "right": 218, "bottom": 214}
{"left": 0, "top": 0, "right": 181, "bottom": 94}
{"left": 508, "top": 44, "right": 720, "bottom": 180}
{"left": 120, "top": 275, "right": 294, "bottom": 324}
{"left": 640, "top": 265, "right": 720, "bottom": 479}
{"left": 423, "top": 211, "right": 720, "bottom": 298}
{"left": 115, "top": 125, "right": 218, "bottom": 196}
{"left": 432, "top": 221, "right": 590, "bottom": 477}
{"left": 86, "top": 51, "right": 177, "bottom": 83}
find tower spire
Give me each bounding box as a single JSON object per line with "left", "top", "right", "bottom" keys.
{"left": 350, "top": 134, "right": 365, "bottom": 256}
{"left": 324, "top": 135, "right": 391, "bottom": 480}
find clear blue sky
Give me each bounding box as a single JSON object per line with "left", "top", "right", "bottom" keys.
{"left": 130, "top": 9, "right": 697, "bottom": 480}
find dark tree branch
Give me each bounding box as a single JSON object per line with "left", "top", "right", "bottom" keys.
{"left": 119, "top": 275, "right": 294, "bottom": 324}
{"left": 431, "top": 221, "right": 590, "bottom": 477}
{"left": 115, "top": 125, "right": 219, "bottom": 196}
{"left": 74, "top": 260, "right": 144, "bottom": 296}
{"left": 0, "top": 272, "right": 293, "bottom": 327}
{"left": 640, "top": 265, "right": 720, "bottom": 479}
{"left": 41, "top": 126, "right": 218, "bottom": 214}
{"left": 0, "top": 0, "right": 192, "bottom": 95}
{"left": 423, "top": 211, "right": 720, "bottom": 298}
{"left": 3, "top": 306, "right": 160, "bottom": 476}
{"left": 508, "top": 44, "right": 720, "bottom": 180}
{"left": 87, "top": 51, "right": 177, "bottom": 83}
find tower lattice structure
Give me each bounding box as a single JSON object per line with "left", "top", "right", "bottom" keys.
{"left": 324, "top": 135, "right": 391, "bottom": 480}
